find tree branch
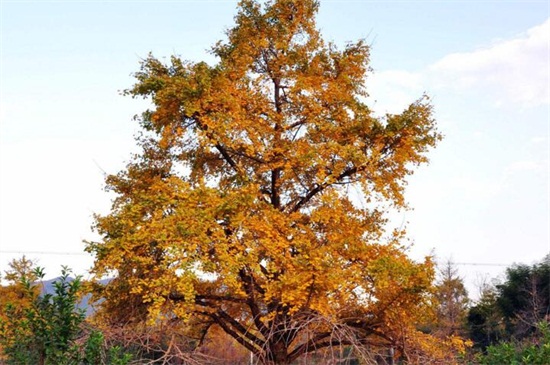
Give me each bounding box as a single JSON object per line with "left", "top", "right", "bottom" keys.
{"left": 212, "top": 309, "right": 265, "bottom": 349}
{"left": 289, "top": 165, "right": 363, "bottom": 213}
{"left": 196, "top": 294, "right": 248, "bottom": 304}
{"left": 238, "top": 268, "right": 270, "bottom": 338}
{"left": 287, "top": 332, "right": 337, "bottom": 361}
{"left": 193, "top": 113, "right": 242, "bottom": 176}
{"left": 211, "top": 312, "right": 263, "bottom": 355}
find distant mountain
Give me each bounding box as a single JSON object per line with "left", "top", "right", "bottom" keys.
{"left": 39, "top": 277, "right": 111, "bottom": 316}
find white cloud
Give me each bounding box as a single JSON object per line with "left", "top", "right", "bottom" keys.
{"left": 429, "top": 18, "right": 549, "bottom": 107}
{"left": 368, "top": 18, "right": 550, "bottom": 113}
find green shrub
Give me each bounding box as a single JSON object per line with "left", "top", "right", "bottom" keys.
{"left": 0, "top": 267, "right": 133, "bottom": 365}
{"left": 477, "top": 321, "right": 550, "bottom": 365}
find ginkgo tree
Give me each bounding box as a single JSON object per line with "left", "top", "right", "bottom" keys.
{"left": 87, "top": 0, "right": 452, "bottom": 363}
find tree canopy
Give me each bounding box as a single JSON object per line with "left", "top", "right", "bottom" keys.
{"left": 87, "top": 0, "right": 446, "bottom": 363}
{"left": 468, "top": 255, "right": 550, "bottom": 350}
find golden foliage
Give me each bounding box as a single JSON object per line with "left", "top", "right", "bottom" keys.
{"left": 0, "top": 256, "right": 38, "bottom": 321}
{"left": 87, "top": 0, "right": 445, "bottom": 363}
{"left": 0, "top": 257, "right": 39, "bottom": 361}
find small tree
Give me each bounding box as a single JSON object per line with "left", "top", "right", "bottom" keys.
{"left": 0, "top": 257, "right": 39, "bottom": 325}
{"left": 0, "top": 267, "right": 85, "bottom": 365}
{"left": 0, "top": 257, "right": 38, "bottom": 364}
{"left": 467, "top": 283, "right": 505, "bottom": 350}
{"left": 496, "top": 256, "right": 550, "bottom": 339}
{"left": 0, "top": 267, "right": 136, "bottom": 365}
{"left": 433, "top": 260, "right": 470, "bottom": 338}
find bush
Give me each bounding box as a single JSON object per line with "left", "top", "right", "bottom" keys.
{"left": 477, "top": 321, "right": 550, "bottom": 365}
{"left": 0, "top": 267, "right": 133, "bottom": 365}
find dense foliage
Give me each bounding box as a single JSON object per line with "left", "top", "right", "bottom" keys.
{"left": 85, "top": 0, "right": 447, "bottom": 363}
{"left": 465, "top": 256, "right": 550, "bottom": 365}
{"left": 0, "top": 267, "right": 86, "bottom": 365}
{"left": 468, "top": 256, "right": 550, "bottom": 350}
{"left": 0, "top": 264, "right": 133, "bottom": 365}
{"left": 477, "top": 321, "right": 550, "bottom": 365}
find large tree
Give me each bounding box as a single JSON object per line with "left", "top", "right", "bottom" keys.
{"left": 87, "top": 1, "right": 446, "bottom": 363}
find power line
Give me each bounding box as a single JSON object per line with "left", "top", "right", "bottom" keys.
{"left": 0, "top": 250, "right": 90, "bottom": 256}
{"left": 451, "top": 262, "right": 509, "bottom": 267}
{"left": 0, "top": 250, "right": 516, "bottom": 267}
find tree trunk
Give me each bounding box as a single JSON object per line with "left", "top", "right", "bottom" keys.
{"left": 265, "top": 341, "right": 291, "bottom": 365}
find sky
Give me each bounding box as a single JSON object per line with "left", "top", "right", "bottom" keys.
{"left": 0, "top": 0, "right": 548, "bottom": 298}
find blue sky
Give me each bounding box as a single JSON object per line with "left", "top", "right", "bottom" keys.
{"left": 1, "top": 0, "right": 548, "bottom": 297}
